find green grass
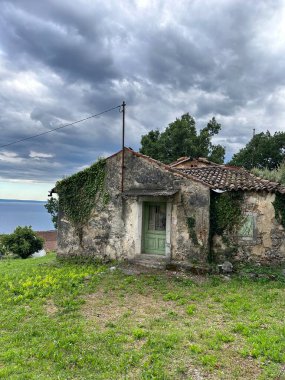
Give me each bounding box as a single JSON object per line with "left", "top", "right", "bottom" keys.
{"left": 0, "top": 254, "right": 285, "bottom": 379}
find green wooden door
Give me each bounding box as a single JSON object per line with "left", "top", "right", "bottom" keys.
{"left": 142, "top": 202, "right": 166, "bottom": 255}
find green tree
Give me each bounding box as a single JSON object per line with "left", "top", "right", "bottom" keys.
{"left": 140, "top": 114, "right": 225, "bottom": 164}
{"left": 229, "top": 131, "right": 285, "bottom": 170}
{"left": 45, "top": 197, "right": 59, "bottom": 229}
{"left": 2, "top": 226, "right": 43, "bottom": 259}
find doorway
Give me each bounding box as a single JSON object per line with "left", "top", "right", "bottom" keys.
{"left": 142, "top": 202, "right": 166, "bottom": 255}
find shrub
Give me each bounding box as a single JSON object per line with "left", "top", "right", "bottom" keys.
{"left": 0, "top": 234, "right": 11, "bottom": 257}
{"left": 2, "top": 226, "right": 44, "bottom": 259}
{"left": 251, "top": 163, "right": 285, "bottom": 185}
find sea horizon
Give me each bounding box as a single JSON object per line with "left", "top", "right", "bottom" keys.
{"left": 0, "top": 199, "right": 46, "bottom": 203}
{"left": 0, "top": 199, "right": 55, "bottom": 234}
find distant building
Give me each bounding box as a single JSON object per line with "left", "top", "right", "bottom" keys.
{"left": 36, "top": 230, "right": 57, "bottom": 251}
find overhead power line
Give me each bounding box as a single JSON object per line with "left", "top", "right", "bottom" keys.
{"left": 0, "top": 104, "right": 121, "bottom": 150}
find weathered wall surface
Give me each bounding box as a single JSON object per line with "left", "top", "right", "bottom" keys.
{"left": 170, "top": 184, "right": 209, "bottom": 263}
{"left": 57, "top": 150, "right": 210, "bottom": 264}
{"left": 213, "top": 192, "right": 285, "bottom": 264}
{"left": 57, "top": 152, "right": 126, "bottom": 261}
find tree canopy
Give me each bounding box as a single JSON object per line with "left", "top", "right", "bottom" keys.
{"left": 229, "top": 131, "right": 285, "bottom": 170}
{"left": 140, "top": 113, "right": 225, "bottom": 164}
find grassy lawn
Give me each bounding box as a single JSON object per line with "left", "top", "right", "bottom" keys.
{"left": 0, "top": 254, "right": 284, "bottom": 379}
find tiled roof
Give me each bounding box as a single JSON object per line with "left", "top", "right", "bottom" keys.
{"left": 178, "top": 166, "right": 285, "bottom": 193}
{"left": 170, "top": 157, "right": 219, "bottom": 167}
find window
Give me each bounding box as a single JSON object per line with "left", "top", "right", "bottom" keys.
{"left": 238, "top": 214, "right": 255, "bottom": 239}
{"left": 148, "top": 204, "right": 166, "bottom": 231}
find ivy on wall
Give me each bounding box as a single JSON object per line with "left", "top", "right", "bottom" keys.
{"left": 209, "top": 191, "right": 244, "bottom": 262}
{"left": 56, "top": 159, "right": 109, "bottom": 239}
{"left": 272, "top": 193, "right": 285, "bottom": 228}
{"left": 210, "top": 191, "right": 244, "bottom": 236}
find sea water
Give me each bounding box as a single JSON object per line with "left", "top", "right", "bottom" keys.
{"left": 0, "top": 200, "right": 54, "bottom": 234}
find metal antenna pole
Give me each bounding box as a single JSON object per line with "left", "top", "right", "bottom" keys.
{"left": 252, "top": 128, "right": 256, "bottom": 169}
{"left": 121, "top": 101, "right": 126, "bottom": 192}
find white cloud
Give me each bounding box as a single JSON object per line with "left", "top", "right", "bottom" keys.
{"left": 0, "top": 151, "right": 23, "bottom": 163}
{"left": 29, "top": 151, "right": 54, "bottom": 159}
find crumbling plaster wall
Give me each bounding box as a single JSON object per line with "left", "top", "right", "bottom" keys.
{"left": 171, "top": 184, "right": 209, "bottom": 263}
{"left": 57, "top": 150, "right": 210, "bottom": 263}
{"left": 213, "top": 191, "right": 285, "bottom": 264}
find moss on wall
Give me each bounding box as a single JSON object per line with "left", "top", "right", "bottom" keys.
{"left": 210, "top": 191, "right": 244, "bottom": 236}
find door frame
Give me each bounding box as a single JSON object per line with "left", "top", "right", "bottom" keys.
{"left": 135, "top": 197, "right": 172, "bottom": 258}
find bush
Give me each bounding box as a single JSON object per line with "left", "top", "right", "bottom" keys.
{"left": 0, "top": 234, "right": 12, "bottom": 257}
{"left": 251, "top": 163, "right": 285, "bottom": 185}
{"left": 2, "top": 226, "right": 44, "bottom": 259}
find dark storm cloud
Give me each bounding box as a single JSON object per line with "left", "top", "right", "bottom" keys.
{"left": 0, "top": 1, "right": 119, "bottom": 83}
{"left": 1, "top": 0, "right": 285, "bottom": 185}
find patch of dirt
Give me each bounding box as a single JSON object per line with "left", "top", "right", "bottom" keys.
{"left": 45, "top": 299, "right": 58, "bottom": 315}
{"left": 82, "top": 290, "right": 180, "bottom": 328}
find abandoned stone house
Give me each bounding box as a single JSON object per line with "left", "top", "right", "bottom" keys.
{"left": 55, "top": 148, "right": 285, "bottom": 267}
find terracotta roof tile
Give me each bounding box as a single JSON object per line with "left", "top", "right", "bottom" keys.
{"left": 177, "top": 166, "right": 285, "bottom": 193}
{"left": 170, "top": 156, "right": 219, "bottom": 167}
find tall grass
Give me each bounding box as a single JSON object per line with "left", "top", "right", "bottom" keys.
{"left": 251, "top": 163, "right": 285, "bottom": 184}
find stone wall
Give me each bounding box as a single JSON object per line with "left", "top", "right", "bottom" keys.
{"left": 170, "top": 184, "right": 209, "bottom": 263}
{"left": 57, "top": 149, "right": 210, "bottom": 264}
{"left": 212, "top": 191, "right": 285, "bottom": 264}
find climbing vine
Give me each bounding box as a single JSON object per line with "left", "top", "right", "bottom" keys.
{"left": 209, "top": 191, "right": 244, "bottom": 262}
{"left": 56, "top": 159, "right": 109, "bottom": 239}
{"left": 273, "top": 193, "right": 285, "bottom": 228}
{"left": 210, "top": 191, "right": 244, "bottom": 236}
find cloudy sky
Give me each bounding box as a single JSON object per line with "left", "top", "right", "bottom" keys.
{"left": 1, "top": 0, "right": 285, "bottom": 200}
